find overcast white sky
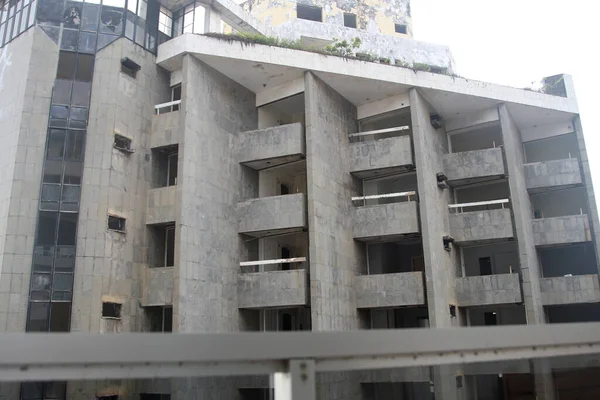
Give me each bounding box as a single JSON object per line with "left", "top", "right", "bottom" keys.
{"left": 411, "top": 0, "right": 600, "bottom": 202}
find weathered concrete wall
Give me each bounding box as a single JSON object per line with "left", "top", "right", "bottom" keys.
{"left": 540, "top": 275, "right": 600, "bottom": 305}
{"left": 443, "top": 147, "right": 505, "bottom": 183}
{"left": 304, "top": 72, "right": 363, "bottom": 400}
{"left": 150, "top": 110, "right": 180, "bottom": 149}
{"left": 355, "top": 271, "right": 425, "bottom": 308}
{"left": 175, "top": 54, "right": 258, "bottom": 399}
{"left": 146, "top": 186, "right": 177, "bottom": 225}
{"left": 237, "top": 193, "right": 307, "bottom": 234}
{"left": 351, "top": 201, "right": 419, "bottom": 239}
{"left": 359, "top": 367, "right": 430, "bottom": 383}
{"left": 237, "top": 122, "right": 305, "bottom": 165}
{"left": 455, "top": 273, "right": 522, "bottom": 307}
{"left": 142, "top": 267, "right": 174, "bottom": 306}
{"left": 533, "top": 214, "right": 591, "bottom": 247}
{"left": 449, "top": 209, "right": 514, "bottom": 244}
{"left": 237, "top": 269, "right": 308, "bottom": 308}
{"left": 524, "top": 158, "right": 582, "bottom": 190}
{"left": 350, "top": 135, "right": 413, "bottom": 174}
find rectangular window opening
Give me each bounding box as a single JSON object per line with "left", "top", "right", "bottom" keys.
{"left": 297, "top": 4, "right": 322, "bottom": 22}
{"left": 484, "top": 312, "right": 497, "bottom": 326}
{"left": 479, "top": 257, "right": 492, "bottom": 276}
{"left": 343, "top": 12, "right": 356, "bottom": 28}
{"left": 167, "top": 152, "right": 178, "bottom": 186}
{"left": 165, "top": 225, "right": 175, "bottom": 267}
{"left": 102, "top": 302, "right": 122, "bottom": 319}
{"left": 171, "top": 84, "right": 181, "bottom": 111}
{"left": 107, "top": 215, "right": 126, "bottom": 232}
{"left": 120, "top": 57, "right": 141, "bottom": 78}
{"left": 114, "top": 134, "right": 133, "bottom": 152}
{"left": 394, "top": 23, "right": 407, "bottom": 34}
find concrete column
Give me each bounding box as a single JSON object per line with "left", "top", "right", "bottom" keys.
{"left": 499, "top": 104, "right": 555, "bottom": 400}
{"left": 409, "top": 89, "right": 463, "bottom": 400}
{"left": 304, "top": 72, "right": 363, "bottom": 400}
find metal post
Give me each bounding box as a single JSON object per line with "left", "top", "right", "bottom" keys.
{"left": 273, "top": 359, "right": 316, "bottom": 400}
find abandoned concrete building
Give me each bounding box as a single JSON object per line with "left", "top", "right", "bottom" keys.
{"left": 0, "top": 0, "right": 599, "bottom": 398}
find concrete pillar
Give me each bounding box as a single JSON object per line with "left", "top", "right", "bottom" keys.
{"left": 409, "top": 88, "right": 463, "bottom": 400}
{"left": 499, "top": 104, "right": 555, "bottom": 400}
{"left": 304, "top": 71, "right": 363, "bottom": 400}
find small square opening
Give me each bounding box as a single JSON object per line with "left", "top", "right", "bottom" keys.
{"left": 297, "top": 4, "right": 322, "bottom": 22}
{"left": 102, "top": 302, "right": 122, "bottom": 319}
{"left": 394, "top": 24, "right": 407, "bottom": 34}
{"left": 121, "top": 57, "right": 141, "bottom": 78}
{"left": 114, "top": 134, "right": 133, "bottom": 152}
{"left": 344, "top": 13, "right": 357, "bottom": 28}
{"left": 107, "top": 215, "right": 126, "bottom": 232}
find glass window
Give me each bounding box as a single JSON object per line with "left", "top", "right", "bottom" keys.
{"left": 97, "top": 32, "right": 119, "bottom": 49}
{"left": 107, "top": 215, "right": 125, "bottom": 231}
{"left": 41, "top": 183, "right": 61, "bottom": 202}
{"left": 19, "top": 4, "right": 28, "bottom": 32}
{"left": 43, "top": 160, "right": 63, "bottom": 183}
{"left": 31, "top": 273, "right": 52, "bottom": 292}
{"left": 50, "top": 105, "right": 69, "bottom": 119}
{"left": 60, "top": 28, "right": 79, "bottom": 51}
{"left": 46, "top": 129, "right": 66, "bottom": 160}
{"left": 21, "top": 382, "right": 43, "bottom": 400}
{"left": 43, "top": 381, "right": 67, "bottom": 399}
{"left": 33, "top": 246, "right": 54, "bottom": 272}
{"left": 37, "top": 0, "right": 63, "bottom": 26}
{"left": 193, "top": 4, "right": 204, "bottom": 33}
{"left": 158, "top": 6, "right": 171, "bottom": 36}
{"left": 134, "top": 16, "right": 144, "bottom": 45}
{"left": 70, "top": 107, "right": 88, "bottom": 121}
{"left": 55, "top": 246, "right": 75, "bottom": 272}
{"left": 63, "top": 161, "right": 82, "bottom": 184}
{"left": 81, "top": 2, "right": 99, "bottom": 30}
{"left": 49, "top": 302, "right": 70, "bottom": 332}
{"left": 103, "top": 0, "right": 124, "bottom": 7}
{"left": 71, "top": 81, "right": 90, "bottom": 106}
{"left": 62, "top": 3, "right": 82, "bottom": 29}
{"left": 27, "top": 0, "right": 36, "bottom": 26}
{"left": 57, "top": 212, "right": 78, "bottom": 245}
{"left": 78, "top": 31, "right": 96, "bottom": 53}
{"left": 99, "top": 6, "right": 123, "bottom": 34}
{"left": 27, "top": 302, "right": 49, "bottom": 331}
{"left": 53, "top": 273, "right": 73, "bottom": 292}
{"left": 124, "top": 10, "right": 134, "bottom": 39}
{"left": 75, "top": 53, "right": 94, "bottom": 81}
{"left": 65, "top": 130, "right": 84, "bottom": 161}
{"left": 37, "top": 211, "right": 58, "bottom": 246}
{"left": 126, "top": 0, "right": 136, "bottom": 13}
{"left": 53, "top": 79, "right": 72, "bottom": 104}
{"left": 137, "top": 0, "right": 145, "bottom": 19}
{"left": 61, "top": 185, "right": 80, "bottom": 205}
{"left": 57, "top": 51, "right": 77, "bottom": 80}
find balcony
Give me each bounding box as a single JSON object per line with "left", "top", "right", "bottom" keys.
{"left": 237, "top": 258, "right": 309, "bottom": 309}
{"left": 237, "top": 193, "right": 307, "bottom": 237}
{"left": 455, "top": 273, "right": 522, "bottom": 307}
{"left": 237, "top": 123, "right": 305, "bottom": 170}
{"left": 351, "top": 193, "right": 420, "bottom": 241}
{"left": 540, "top": 275, "right": 600, "bottom": 305}
{"left": 355, "top": 272, "right": 425, "bottom": 308}
{"left": 146, "top": 186, "right": 176, "bottom": 225}
{"left": 141, "top": 267, "right": 174, "bottom": 307}
{"left": 532, "top": 214, "right": 591, "bottom": 247}
{"left": 151, "top": 100, "right": 181, "bottom": 149}
{"left": 524, "top": 158, "right": 582, "bottom": 192}
{"left": 448, "top": 200, "right": 514, "bottom": 245}
{"left": 349, "top": 132, "right": 414, "bottom": 178}
{"left": 442, "top": 148, "right": 505, "bottom": 186}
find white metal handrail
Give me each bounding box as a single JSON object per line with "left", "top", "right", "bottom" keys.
{"left": 240, "top": 257, "right": 306, "bottom": 273}
{"left": 449, "top": 198, "right": 509, "bottom": 213}
{"left": 348, "top": 125, "right": 410, "bottom": 138}
{"left": 352, "top": 191, "right": 416, "bottom": 204}
{"left": 155, "top": 99, "right": 182, "bottom": 114}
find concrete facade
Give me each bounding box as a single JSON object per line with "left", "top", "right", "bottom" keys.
{"left": 449, "top": 208, "right": 514, "bottom": 244}
{"left": 151, "top": 111, "right": 180, "bottom": 149}
{"left": 532, "top": 214, "right": 591, "bottom": 246}
{"left": 455, "top": 273, "right": 522, "bottom": 307}
{"left": 443, "top": 147, "right": 505, "bottom": 184}
{"left": 350, "top": 135, "right": 414, "bottom": 175}
{"left": 540, "top": 275, "right": 600, "bottom": 305}
{"left": 355, "top": 271, "right": 425, "bottom": 308}
{"left": 237, "top": 269, "right": 309, "bottom": 308}
{"left": 237, "top": 122, "right": 305, "bottom": 169}
{"left": 142, "top": 267, "right": 174, "bottom": 306}
{"left": 146, "top": 186, "right": 177, "bottom": 225}
{"left": 237, "top": 193, "right": 307, "bottom": 235}
{"left": 351, "top": 201, "right": 419, "bottom": 239}
{"left": 524, "top": 158, "right": 582, "bottom": 191}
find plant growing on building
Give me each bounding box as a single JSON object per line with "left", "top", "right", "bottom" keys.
{"left": 412, "top": 62, "right": 431, "bottom": 72}
{"left": 323, "top": 37, "right": 362, "bottom": 57}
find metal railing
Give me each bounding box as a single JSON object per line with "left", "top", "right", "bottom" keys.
{"left": 348, "top": 125, "right": 410, "bottom": 139}
{"left": 240, "top": 257, "right": 307, "bottom": 273}
{"left": 448, "top": 198, "right": 509, "bottom": 213}
{"left": 2, "top": 323, "right": 600, "bottom": 399}
{"left": 352, "top": 191, "right": 416, "bottom": 206}
{"left": 155, "top": 99, "right": 182, "bottom": 114}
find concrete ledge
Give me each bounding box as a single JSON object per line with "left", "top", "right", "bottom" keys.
{"left": 540, "top": 274, "right": 600, "bottom": 305}
{"left": 462, "top": 360, "right": 530, "bottom": 375}
{"left": 237, "top": 122, "right": 305, "bottom": 170}
{"left": 237, "top": 193, "right": 307, "bottom": 236}
{"left": 359, "top": 367, "right": 430, "bottom": 383}
{"left": 142, "top": 267, "right": 174, "bottom": 307}
{"left": 237, "top": 269, "right": 309, "bottom": 309}
{"left": 351, "top": 201, "right": 420, "bottom": 240}
{"left": 449, "top": 208, "right": 514, "bottom": 244}
{"left": 532, "top": 214, "right": 591, "bottom": 246}
{"left": 146, "top": 186, "right": 176, "bottom": 225}
{"left": 455, "top": 273, "right": 522, "bottom": 307}
{"left": 443, "top": 148, "right": 505, "bottom": 185}
{"left": 355, "top": 271, "right": 425, "bottom": 308}
{"left": 151, "top": 110, "right": 179, "bottom": 149}
{"left": 524, "top": 158, "right": 582, "bottom": 191}
{"left": 350, "top": 135, "right": 414, "bottom": 177}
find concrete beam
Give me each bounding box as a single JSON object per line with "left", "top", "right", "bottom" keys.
{"left": 237, "top": 269, "right": 309, "bottom": 309}
{"left": 355, "top": 272, "right": 425, "bottom": 308}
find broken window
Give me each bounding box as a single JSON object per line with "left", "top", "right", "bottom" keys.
{"left": 394, "top": 23, "right": 407, "bottom": 34}
{"left": 102, "top": 302, "right": 122, "bottom": 319}
{"left": 114, "top": 134, "right": 133, "bottom": 152}
{"left": 100, "top": 6, "right": 123, "bottom": 34}
{"left": 107, "top": 215, "right": 126, "bottom": 232}
{"left": 62, "top": 4, "right": 82, "bottom": 29}
{"left": 82, "top": 3, "right": 100, "bottom": 31}
{"left": 120, "top": 56, "right": 141, "bottom": 78}
{"left": 343, "top": 13, "right": 356, "bottom": 28}
{"left": 296, "top": 4, "right": 322, "bottom": 22}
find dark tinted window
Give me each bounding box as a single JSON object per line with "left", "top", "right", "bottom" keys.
{"left": 296, "top": 4, "right": 321, "bottom": 21}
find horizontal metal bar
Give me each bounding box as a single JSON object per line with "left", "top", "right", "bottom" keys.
{"left": 448, "top": 198, "right": 510, "bottom": 209}
{"left": 348, "top": 125, "right": 410, "bottom": 138}
{"left": 240, "top": 257, "right": 306, "bottom": 267}
{"left": 1, "top": 323, "right": 600, "bottom": 382}
{"left": 352, "top": 191, "right": 416, "bottom": 202}
{"left": 155, "top": 99, "right": 182, "bottom": 110}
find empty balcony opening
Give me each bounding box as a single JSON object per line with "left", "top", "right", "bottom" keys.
{"left": 355, "top": 108, "right": 412, "bottom": 143}
{"left": 242, "top": 232, "right": 308, "bottom": 273}
{"left": 152, "top": 145, "right": 178, "bottom": 188}
{"left": 102, "top": 302, "right": 122, "bottom": 319}
{"left": 145, "top": 306, "right": 173, "bottom": 332}
{"left": 239, "top": 388, "right": 274, "bottom": 400}
{"left": 449, "top": 122, "right": 503, "bottom": 153}
{"left": 523, "top": 132, "right": 578, "bottom": 163}
{"left": 539, "top": 243, "right": 597, "bottom": 277}
{"left": 468, "top": 305, "right": 526, "bottom": 326}
{"left": 367, "top": 238, "right": 424, "bottom": 275}
{"left": 258, "top": 93, "right": 305, "bottom": 129}
{"left": 362, "top": 382, "right": 431, "bottom": 400}
{"left": 454, "top": 181, "right": 511, "bottom": 212}
{"left": 148, "top": 224, "right": 176, "bottom": 268}
{"left": 369, "top": 307, "right": 429, "bottom": 329}
{"left": 472, "top": 375, "right": 510, "bottom": 400}
{"left": 296, "top": 4, "right": 322, "bottom": 22}
{"left": 546, "top": 303, "right": 600, "bottom": 323}
{"left": 258, "top": 160, "right": 307, "bottom": 197}
{"left": 344, "top": 12, "right": 357, "bottom": 28}
{"left": 359, "top": 172, "right": 418, "bottom": 206}
{"left": 531, "top": 187, "right": 588, "bottom": 219}
{"left": 462, "top": 242, "right": 520, "bottom": 277}
{"left": 260, "top": 307, "right": 311, "bottom": 331}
